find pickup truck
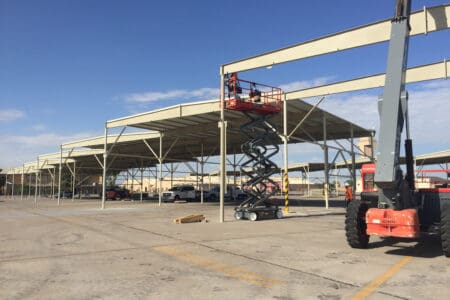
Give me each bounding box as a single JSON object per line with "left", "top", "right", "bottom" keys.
{"left": 162, "top": 185, "right": 196, "bottom": 202}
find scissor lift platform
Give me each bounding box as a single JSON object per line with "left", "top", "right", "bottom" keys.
{"left": 224, "top": 74, "right": 283, "bottom": 221}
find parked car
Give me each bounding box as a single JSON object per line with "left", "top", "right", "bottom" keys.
{"left": 207, "top": 185, "right": 246, "bottom": 201}
{"left": 162, "top": 185, "right": 196, "bottom": 202}
{"left": 195, "top": 190, "right": 209, "bottom": 201}
{"left": 64, "top": 191, "right": 72, "bottom": 198}
{"left": 106, "top": 187, "right": 130, "bottom": 200}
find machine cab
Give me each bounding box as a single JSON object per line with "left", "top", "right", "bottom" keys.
{"left": 361, "top": 163, "right": 377, "bottom": 193}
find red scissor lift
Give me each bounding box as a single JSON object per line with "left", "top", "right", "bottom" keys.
{"left": 223, "top": 73, "right": 284, "bottom": 221}
{"left": 225, "top": 73, "right": 282, "bottom": 115}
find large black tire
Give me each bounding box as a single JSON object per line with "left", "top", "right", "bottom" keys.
{"left": 441, "top": 203, "right": 450, "bottom": 257}
{"left": 345, "top": 200, "right": 370, "bottom": 249}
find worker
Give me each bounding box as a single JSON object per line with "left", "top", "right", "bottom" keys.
{"left": 226, "top": 72, "right": 242, "bottom": 99}
{"left": 249, "top": 82, "right": 261, "bottom": 103}
{"left": 345, "top": 182, "right": 353, "bottom": 207}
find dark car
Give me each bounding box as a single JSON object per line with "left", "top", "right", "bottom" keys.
{"left": 59, "top": 191, "right": 73, "bottom": 198}
{"left": 106, "top": 188, "right": 130, "bottom": 200}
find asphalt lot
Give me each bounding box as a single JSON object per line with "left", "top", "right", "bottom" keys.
{"left": 0, "top": 196, "right": 449, "bottom": 300}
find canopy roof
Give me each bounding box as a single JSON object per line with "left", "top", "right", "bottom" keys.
{"left": 104, "top": 98, "right": 372, "bottom": 159}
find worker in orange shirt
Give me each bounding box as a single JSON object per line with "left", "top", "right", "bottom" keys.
{"left": 345, "top": 182, "right": 353, "bottom": 207}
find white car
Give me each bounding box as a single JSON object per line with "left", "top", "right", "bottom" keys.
{"left": 162, "top": 185, "right": 196, "bottom": 202}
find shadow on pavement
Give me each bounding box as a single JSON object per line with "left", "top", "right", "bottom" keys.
{"left": 369, "top": 236, "right": 444, "bottom": 258}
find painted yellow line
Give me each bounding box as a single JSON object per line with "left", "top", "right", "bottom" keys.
{"left": 154, "top": 245, "right": 286, "bottom": 288}
{"left": 351, "top": 256, "right": 413, "bottom": 300}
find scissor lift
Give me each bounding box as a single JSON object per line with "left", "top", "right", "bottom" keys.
{"left": 224, "top": 73, "right": 283, "bottom": 221}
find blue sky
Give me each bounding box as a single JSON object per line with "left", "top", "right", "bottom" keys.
{"left": 1, "top": 0, "right": 450, "bottom": 169}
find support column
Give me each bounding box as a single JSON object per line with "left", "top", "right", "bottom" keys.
{"left": 170, "top": 163, "right": 173, "bottom": 187}
{"left": 196, "top": 160, "right": 199, "bottom": 191}
{"left": 72, "top": 161, "right": 76, "bottom": 202}
{"left": 101, "top": 125, "right": 108, "bottom": 210}
{"left": 58, "top": 146, "right": 63, "bottom": 206}
{"left": 219, "top": 70, "right": 226, "bottom": 223}
{"left": 153, "top": 167, "right": 158, "bottom": 195}
{"left": 12, "top": 169, "right": 15, "bottom": 199}
{"left": 351, "top": 126, "right": 356, "bottom": 195}
{"left": 158, "top": 134, "right": 163, "bottom": 206}
{"left": 323, "top": 114, "right": 329, "bottom": 209}
{"left": 307, "top": 166, "right": 310, "bottom": 196}
{"left": 21, "top": 165, "right": 25, "bottom": 200}
{"left": 34, "top": 158, "right": 39, "bottom": 204}
{"left": 232, "top": 152, "right": 237, "bottom": 190}
{"left": 370, "top": 132, "right": 375, "bottom": 162}
{"left": 28, "top": 173, "right": 31, "bottom": 199}
{"left": 50, "top": 167, "right": 55, "bottom": 199}
{"left": 283, "top": 94, "right": 289, "bottom": 213}
{"left": 140, "top": 159, "right": 144, "bottom": 202}
{"left": 200, "top": 143, "right": 204, "bottom": 204}
{"left": 38, "top": 169, "right": 42, "bottom": 199}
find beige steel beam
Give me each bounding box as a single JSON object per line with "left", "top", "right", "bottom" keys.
{"left": 39, "top": 149, "right": 103, "bottom": 161}
{"left": 106, "top": 100, "right": 217, "bottom": 129}
{"left": 62, "top": 132, "right": 160, "bottom": 149}
{"left": 285, "top": 60, "right": 449, "bottom": 100}
{"left": 222, "top": 4, "right": 450, "bottom": 74}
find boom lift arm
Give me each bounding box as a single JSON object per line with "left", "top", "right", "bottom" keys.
{"left": 375, "top": 0, "right": 415, "bottom": 210}
{"left": 346, "top": 0, "right": 421, "bottom": 248}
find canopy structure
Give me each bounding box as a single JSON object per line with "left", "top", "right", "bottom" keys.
{"left": 4, "top": 4, "right": 450, "bottom": 222}
{"left": 104, "top": 98, "right": 373, "bottom": 210}
{"left": 106, "top": 99, "right": 373, "bottom": 155}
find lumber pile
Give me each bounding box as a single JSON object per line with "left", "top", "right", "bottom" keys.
{"left": 174, "top": 214, "right": 205, "bottom": 224}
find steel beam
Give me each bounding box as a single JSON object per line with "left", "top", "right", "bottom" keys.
{"left": 286, "top": 60, "right": 450, "bottom": 100}
{"left": 222, "top": 4, "right": 450, "bottom": 74}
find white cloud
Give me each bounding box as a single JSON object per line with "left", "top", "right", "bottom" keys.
{"left": 122, "top": 77, "right": 333, "bottom": 106}
{"left": 0, "top": 132, "right": 95, "bottom": 168}
{"left": 31, "top": 124, "right": 47, "bottom": 131}
{"left": 0, "top": 109, "right": 26, "bottom": 122}
{"left": 125, "top": 87, "right": 219, "bottom": 103}
{"left": 279, "top": 77, "right": 333, "bottom": 92}
{"left": 304, "top": 80, "right": 450, "bottom": 153}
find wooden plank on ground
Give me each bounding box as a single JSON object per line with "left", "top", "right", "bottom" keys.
{"left": 174, "top": 214, "right": 205, "bottom": 224}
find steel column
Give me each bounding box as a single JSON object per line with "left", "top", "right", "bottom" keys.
{"left": 72, "top": 161, "right": 76, "bottom": 201}
{"left": 21, "top": 165, "right": 24, "bottom": 200}
{"left": 350, "top": 126, "right": 356, "bottom": 193}
{"left": 58, "top": 146, "right": 62, "bottom": 205}
{"left": 159, "top": 133, "right": 163, "bottom": 206}
{"left": 323, "top": 114, "right": 329, "bottom": 209}
{"left": 219, "top": 70, "right": 226, "bottom": 223}
{"left": 200, "top": 143, "right": 204, "bottom": 204}
{"left": 101, "top": 125, "right": 108, "bottom": 209}
{"left": 283, "top": 94, "right": 289, "bottom": 213}
{"left": 12, "top": 169, "right": 15, "bottom": 199}
{"left": 34, "top": 158, "right": 39, "bottom": 204}
{"left": 50, "top": 167, "right": 55, "bottom": 199}
{"left": 140, "top": 159, "right": 144, "bottom": 202}
{"left": 28, "top": 173, "right": 31, "bottom": 199}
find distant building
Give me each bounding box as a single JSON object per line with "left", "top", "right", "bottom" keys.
{"left": 358, "top": 137, "right": 376, "bottom": 158}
